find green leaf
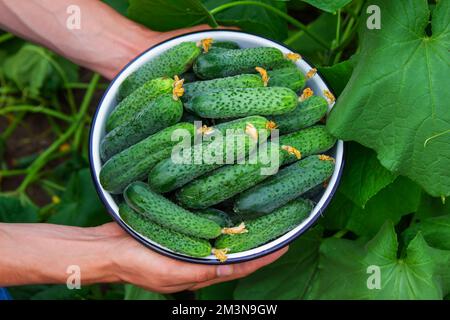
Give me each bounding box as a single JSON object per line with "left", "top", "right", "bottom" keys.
{"left": 318, "top": 56, "right": 355, "bottom": 96}
{"left": 124, "top": 284, "right": 167, "bottom": 300}
{"left": 103, "top": 0, "right": 129, "bottom": 15}
{"left": 415, "top": 192, "right": 450, "bottom": 220}
{"left": 403, "top": 215, "right": 450, "bottom": 250}
{"left": 308, "top": 222, "right": 448, "bottom": 299}
{"left": 204, "top": 0, "right": 288, "bottom": 41}
{"left": 0, "top": 195, "right": 39, "bottom": 223}
{"left": 234, "top": 228, "right": 322, "bottom": 299}
{"left": 327, "top": 0, "right": 450, "bottom": 197}
{"left": 323, "top": 177, "right": 422, "bottom": 236}
{"left": 196, "top": 281, "right": 237, "bottom": 300}
{"left": 338, "top": 142, "right": 397, "bottom": 208}
{"left": 301, "top": 0, "right": 352, "bottom": 13}
{"left": 128, "top": 0, "right": 217, "bottom": 31}
{"left": 286, "top": 13, "right": 337, "bottom": 65}
{"left": 3, "top": 44, "right": 78, "bottom": 97}
{"left": 47, "top": 168, "right": 111, "bottom": 227}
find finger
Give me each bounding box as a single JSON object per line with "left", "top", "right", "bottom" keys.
{"left": 188, "top": 247, "right": 289, "bottom": 291}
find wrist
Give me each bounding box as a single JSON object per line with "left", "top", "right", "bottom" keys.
{"left": 0, "top": 222, "right": 122, "bottom": 286}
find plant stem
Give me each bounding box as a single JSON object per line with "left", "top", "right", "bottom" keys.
{"left": 335, "top": 9, "right": 342, "bottom": 48}
{"left": 0, "top": 105, "right": 72, "bottom": 122}
{"left": 65, "top": 82, "right": 109, "bottom": 90}
{"left": 40, "top": 179, "right": 66, "bottom": 192}
{"left": 17, "top": 73, "right": 100, "bottom": 193}
{"left": 210, "top": 1, "right": 329, "bottom": 49}
{"left": 0, "top": 169, "right": 28, "bottom": 177}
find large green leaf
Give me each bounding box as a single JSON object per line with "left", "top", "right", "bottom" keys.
{"left": 308, "top": 222, "right": 449, "bottom": 299}
{"left": 234, "top": 228, "right": 322, "bottom": 299}
{"left": 327, "top": 0, "right": 450, "bottom": 198}
{"left": 47, "top": 169, "right": 110, "bottom": 227}
{"left": 301, "top": 0, "right": 352, "bottom": 13}
{"left": 318, "top": 56, "right": 355, "bottom": 96}
{"left": 403, "top": 215, "right": 450, "bottom": 250}
{"left": 124, "top": 285, "right": 167, "bottom": 300}
{"left": 415, "top": 193, "right": 450, "bottom": 219}
{"left": 322, "top": 177, "right": 422, "bottom": 236}
{"left": 338, "top": 143, "right": 397, "bottom": 208}
{"left": 204, "top": 0, "right": 288, "bottom": 41}
{"left": 128, "top": 0, "right": 217, "bottom": 31}
{"left": 0, "top": 195, "right": 39, "bottom": 223}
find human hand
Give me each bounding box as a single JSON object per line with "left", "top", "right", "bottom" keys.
{"left": 102, "top": 223, "right": 288, "bottom": 293}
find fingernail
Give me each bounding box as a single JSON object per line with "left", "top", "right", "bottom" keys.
{"left": 217, "top": 265, "right": 234, "bottom": 277}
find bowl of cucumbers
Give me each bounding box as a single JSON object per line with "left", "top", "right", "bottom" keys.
{"left": 89, "top": 30, "right": 344, "bottom": 264}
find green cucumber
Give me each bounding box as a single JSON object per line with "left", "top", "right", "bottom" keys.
{"left": 267, "top": 67, "right": 306, "bottom": 92}
{"left": 278, "top": 125, "right": 337, "bottom": 165}
{"left": 196, "top": 208, "right": 233, "bottom": 228}
{"left": 183, "top": 74, "right": 264, "bottom": 103}
{"left": 148, "top": 116, "right": 271, "bottom": 193}
{"left": 210, "top": 41, "right": 240, "bottom": 50}
{"left": 193, "top": 47, "right": 284, "bottom": 79}
{"left": 214, "top": 199, "right": 313, "bottom": 253}
{"left": 269, "top": 96, "right": 329, "bottom": 134}
{"left": 186, "top": 87, "right": 298, "bottom": 119}
{"left": 124, "top": 182, "right": 222, "bottom": 239}
{"left": 100, "top": 94, "right": 182, "bottom": 161}
{"left": 270, "top": 59, "right": 297, "bottom": 69}
{"left": 119, "top": 203, "right": 211, "bottom": 258}
{"left": 118, "top": 42, "right": 201, "bottom": 100}
{"left": 99, "top": 123, "right": 195, "bottom": 194}
{"left": 106, "top": 77, "right": 174, "bottom": 132}
{"left": 176, "top": 125, "right": 336, "bottom": 209}
{"left": 234, "top": 155, "right": 335, "bottom": 216}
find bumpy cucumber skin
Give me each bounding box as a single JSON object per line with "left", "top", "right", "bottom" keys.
{"left": 278, "top": 125, "right": 337, "bottom": 165}
{"left": 148, "top": 116, "right": 270, "bottom": 193}
{"left": 106, "top": 77, "right": 174, "bottom": 132}
{"left": 196, "top": 208, "right": 233, "bottom": 228}
{"left": 176, "top": 125, "right": 336, "bottom": 209}
{"left": 186, "top": 87, "right": 298, "bottom": 119}
{"left": 183, "top": 74, "right": 264, "bottom": 103}
{"left": 267, "top": 67, "right": 306, "bottom": 92}
{"left": 214, "top": 199, "right": 313, "bottom": 253}
{"left": 193, "top": 47, "right": 284, "bottom": 79}
{"left": 99, "top": 123, "right": 194, "bottom": 194}
{"left": 270, "top": 59, "right": 297, "bottom": 69}
{"left": 234, "top": 155, "right": 335, "bottom": 215}
{"left": 124, "top": 182, "right": 221, "bottom": 239}
{"left": 211, "top": 41, "right": 240, "bottom": 50}
{"left": 119, "top": 204, "right": 211, "bottom": 258}
{"left": 100, "top": 94, "right": 182, "bottom": 161}
{"left": 270, "top": 96, "right": 329, "bottom": 134}
{"left": 118, "top": 42, "right": 201, "bottom": 100}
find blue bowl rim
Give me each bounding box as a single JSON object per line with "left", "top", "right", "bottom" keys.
{"left": 88, "top": 29, "right": 345, "bottom": 265}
